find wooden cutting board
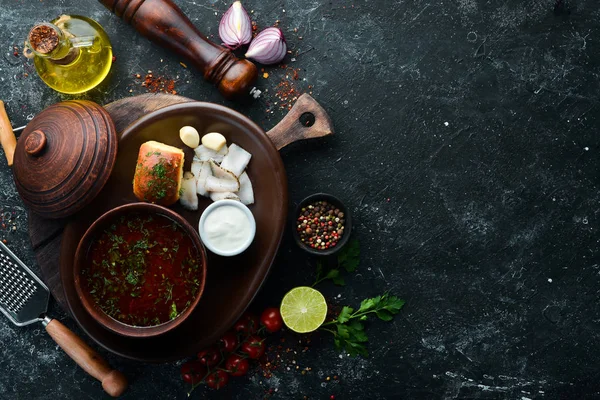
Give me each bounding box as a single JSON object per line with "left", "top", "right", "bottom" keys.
{"left": 27, "top": 93, "right": 333, "bottom": 314}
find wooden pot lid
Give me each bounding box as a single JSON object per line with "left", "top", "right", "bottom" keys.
{"left": 13, "top": 100, "right": 118, "bottom": 219}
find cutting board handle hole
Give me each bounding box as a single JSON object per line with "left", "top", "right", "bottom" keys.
{"left": 299, "top": 112, "right": 315, "bottom": 128}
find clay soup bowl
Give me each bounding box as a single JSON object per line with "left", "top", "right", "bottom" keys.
{"left": 73, "top": 202, "right": 207, "bottom": 338}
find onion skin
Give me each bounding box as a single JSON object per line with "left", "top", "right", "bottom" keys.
{"left": 219, "top": 1, "right": 253, "bottom": 49}
{"left": 245, "top": 27, "right": 287, "bottom": 65}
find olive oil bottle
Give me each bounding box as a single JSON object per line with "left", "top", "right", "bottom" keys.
{"left": 25, "top": 15, "right": 112, "bottom": 94}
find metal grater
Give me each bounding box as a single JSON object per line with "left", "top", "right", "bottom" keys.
{"left": 0, "top": 241, "right": 51, "bottom": 327}
{"left": 0, "top": 241, "right": 128, "bottom": 396}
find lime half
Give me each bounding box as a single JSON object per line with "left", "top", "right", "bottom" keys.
{"left": 280, "top": 286, "right": 327, "bottom": 333}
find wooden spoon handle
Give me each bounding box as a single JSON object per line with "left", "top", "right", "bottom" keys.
{"left": 266, "top": 94, "right": 334, "bottom": 150}
{"left": 0, "top": 101, "right": 17, "bottom": 166}
{"left": 45, "top": 319, "right": 127, "bottom": 397}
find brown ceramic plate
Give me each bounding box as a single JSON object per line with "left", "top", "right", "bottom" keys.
{"left": 60, "top": 102, "right": 288, "bottom": 362}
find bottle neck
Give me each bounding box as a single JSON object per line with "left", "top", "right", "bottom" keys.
{"left": 26, "top": 23, "right": 79, "bottom": 64}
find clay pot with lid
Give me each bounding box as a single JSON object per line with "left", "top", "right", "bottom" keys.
{"left": 0, "top": 100, "right": 117, "bottom": 219}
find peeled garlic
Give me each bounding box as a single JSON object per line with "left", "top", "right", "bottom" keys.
{"left": 202, "top": 132, "right": 226, "bottom": 151}
{"left": 179, "top": 126, "right": 200, "bottom": 148}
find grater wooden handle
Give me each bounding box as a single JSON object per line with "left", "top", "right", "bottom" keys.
{"left": 0, "top": 100, "right": 17, "bottom": 166}
{"left": 45, "top": 319, "right": 128, "bottom": 397}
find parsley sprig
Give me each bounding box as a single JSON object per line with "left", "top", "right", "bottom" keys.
{"left": 321, "top": 294, "right": 405, "bottom": 357}
{"left": 313, "top": 239, "right": 360, "bottom": 286}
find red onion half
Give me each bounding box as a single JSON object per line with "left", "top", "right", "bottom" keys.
{"left": 219, "top": 1, "right": 252, "bottom": 49}
{"left": 245, "top": 27, "right": 287, "bottom": 65}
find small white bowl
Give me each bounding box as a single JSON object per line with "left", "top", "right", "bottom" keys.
{"left": 198, "top": 200, "right": 256, "bottom": 256}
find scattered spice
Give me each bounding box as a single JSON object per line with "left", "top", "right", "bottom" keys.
{"left": 112, "top": 55, "right": 116, "bottom": 62}
{"left": 179, "top": 62, "right": 187, "bottom": 68}
{"left": 297, "top": 200, "right": 345, "bottom": 250}
{"left": 0, "top": 210, "right": 20, "bottom": 244}
{"left": 135, "top": 73, "right": 177, "bottom": 94}
{"left": 263, "top": 72, "right": 269, "bottom": 79}
{"left": 266, "top": 66, "right": 305, "bottom": 112}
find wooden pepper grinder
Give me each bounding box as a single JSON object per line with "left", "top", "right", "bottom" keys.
{"left": 99, "top": 0, "right": 258, "bottom": 99}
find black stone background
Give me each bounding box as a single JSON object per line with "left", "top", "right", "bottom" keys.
{"left": 0, "top": 0, "right": 599, "bottom": 398}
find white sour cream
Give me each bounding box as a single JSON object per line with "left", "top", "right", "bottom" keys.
{"left": 202, "top": 205, "right": 252, "bottom": 252}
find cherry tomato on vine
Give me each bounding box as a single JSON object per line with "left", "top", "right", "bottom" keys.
{"left": 219, "top": 331, "right": 238, "bottom": 353}
{"left": 260, "top": 307, "right": 283, "bottom": 333}
{"left": 206, "top": 370, "right": 229, "bottom": 390}
{"left": 234, "top": 312, "right": 259, "bottom": 334}
{"left": 180, "top": 360, "right": 206, "bottom": 384}
{"left": 197, "top": 345, "right": 221, "bottom": 367}
{"left": 241, "top": 335, "right": 266, "bottom": 359}
{"left": 225, "top": 354, "right": 250, "bottom": 377}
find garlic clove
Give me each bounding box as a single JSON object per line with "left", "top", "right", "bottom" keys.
{"left": 179, "top": 126, "right": 200, "bottom": 148}
{"left": 201, "top": 132, "right": 227, "bottom": 151}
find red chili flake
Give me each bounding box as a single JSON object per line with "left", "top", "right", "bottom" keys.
{"left": 112, "top": 55, "right": 116, "bottom": 62}
{"left": 140, "top": 73, "right": 177, "bottom": 94}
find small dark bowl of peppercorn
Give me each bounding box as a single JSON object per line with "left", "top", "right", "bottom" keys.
{"left": 293, "top": 193, "right": 352, "bottom": 256}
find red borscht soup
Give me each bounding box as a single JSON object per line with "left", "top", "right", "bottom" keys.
{"left": 80, "top": 211, "right": 202, "bottom": 327}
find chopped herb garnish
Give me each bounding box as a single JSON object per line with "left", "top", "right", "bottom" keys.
{"left": 126, "top": 271, "right": 139, "bottom": 286}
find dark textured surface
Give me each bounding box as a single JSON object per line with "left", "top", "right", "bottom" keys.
{"left": 0, "top": 0, "right": 599, "bottom": 399}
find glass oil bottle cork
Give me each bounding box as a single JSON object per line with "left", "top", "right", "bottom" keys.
{"left": 24, "top": 15, "right": 113, "bottom": 94}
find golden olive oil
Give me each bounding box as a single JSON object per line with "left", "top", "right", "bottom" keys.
{"left": 27, "top": 15, "right": 112, "bottom": 94}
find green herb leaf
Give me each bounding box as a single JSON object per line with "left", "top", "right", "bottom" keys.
{"left": 325, "top": 269, "right": 340, "bottom": 279}
{"left": 324, "top": 292, "right": 404, "bottom": 358}
{"left": 376, "top": 310, "right": 393, "bottom": 321}
{"left": 382, "top": 295, "right": 405, "bottom": 313}
{"left": 348, "top": 342, "right": 369, "bottom": 357}
{"left": 332, "top": 275, "right": 346, "bottom": 286}
{"left": 314, "top": 262, "right": 346, "bottom": 286}
{"left": 359, "top": 297, "right": 377, "bottom": 312}
{"left": 169, "top": 302, "right": 178, "bottom": 320}
{"left": 337, "top": 239, "right": 359, "bottom": 272}
{"left": 337, "top": 306, "right": 353, "bottom": 324}
{"left": 337, "top": 324, "right": 350, "bottom": 339}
